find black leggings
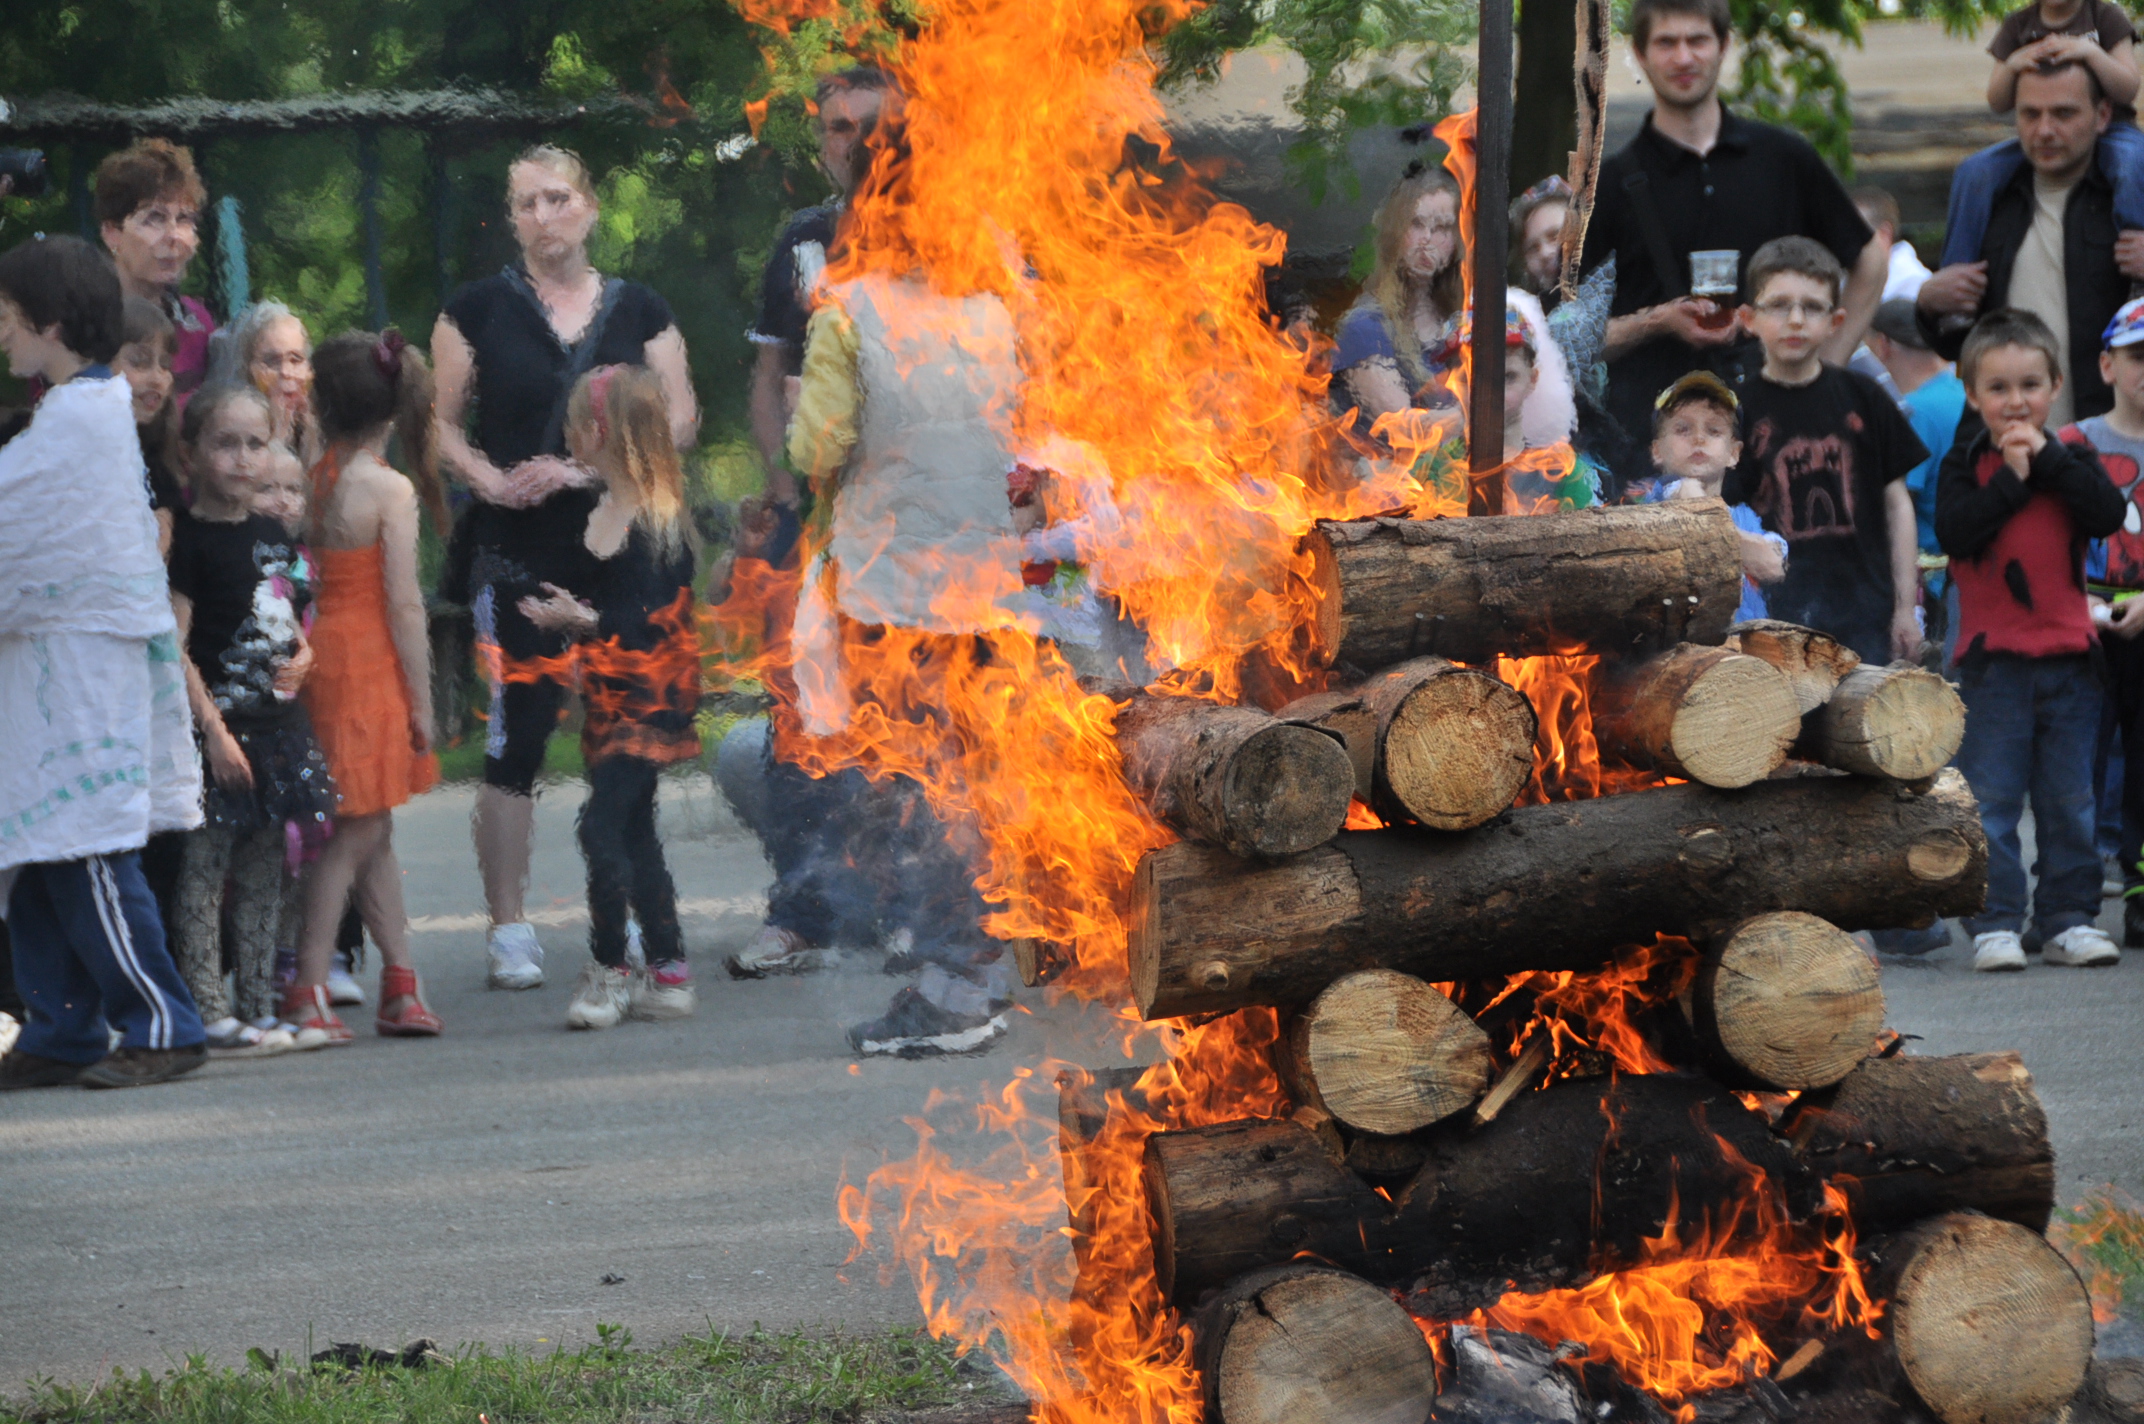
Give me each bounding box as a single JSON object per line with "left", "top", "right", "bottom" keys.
{"left": 484, "top": 675, "right": 569, "bottom": 796}
{"left": 577, "top": 756, "right": 682, "bottom": 968}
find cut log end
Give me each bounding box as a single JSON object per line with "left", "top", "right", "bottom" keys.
{"left": 1284, "top": 969, "right": 1494, "bottom": 1135}
{"left": 1728, "top": 619, "right": 1862, "bottom": 715}
{"left": 1880, "top": 1212, "right": 2095, "bottom": 1424}
{"left": 1200, "top": 1266, "right": 1438, "bottom": 1424}
{"left": 1695, "top": 911, "right": 1884, "bottom": 1090}
{"left": 1381, "top": 666, "right": 1537, "bottom": 829}
{"left": 1805, "top": 663, "right": 1967, "bottom": 781}
{"left": 1664, "top": 652, "right": 1803, "bottom": 788}
{"left": 1222, "top": 721, "right": 1359, "bottom": 857}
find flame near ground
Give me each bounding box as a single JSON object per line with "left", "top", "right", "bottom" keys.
{"left": 704, "top": 0, "right": 1886, "bottom": 1417}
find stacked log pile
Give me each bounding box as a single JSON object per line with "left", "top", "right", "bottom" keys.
{"left": 1062, "top": 502, "right": 2105, "bottom": 1423}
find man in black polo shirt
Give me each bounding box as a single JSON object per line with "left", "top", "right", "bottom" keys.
{"left": 1580, "top": 0, "right": 1887, "bottom": 452}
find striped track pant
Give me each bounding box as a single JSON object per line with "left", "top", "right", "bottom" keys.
{"left": 7, "top": 852, "right": 205, "bottom": 1065}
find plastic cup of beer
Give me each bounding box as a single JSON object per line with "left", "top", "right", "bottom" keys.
{"left": 1690, "top": 249, "right": 1739, "bottom": 329}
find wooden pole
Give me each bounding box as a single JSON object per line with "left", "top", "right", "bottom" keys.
{"left": 1467, "top": 0, "right": 1516, "bottom": 516}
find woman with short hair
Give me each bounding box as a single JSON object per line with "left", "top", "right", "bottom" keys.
{"left": 430, "top": 144, "right": 698, "bottom": 992}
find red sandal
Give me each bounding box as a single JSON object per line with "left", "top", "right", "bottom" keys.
{"left": 283, "top": 984, "right": 355, "bottom": 1048}
{"left": 376, "top": 965, "right": 443, "bottom": 1037}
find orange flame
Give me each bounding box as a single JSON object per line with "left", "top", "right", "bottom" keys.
{"left": 693, "top": 0, "right": 1890, "bottom": 1413}
{"left": 1458, "top": 1178, "right": 1882, "bottom": 1411}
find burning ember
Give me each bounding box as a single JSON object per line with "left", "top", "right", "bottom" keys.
{"left": 712, "top": 1, "right": 2075, "bottom": 1421}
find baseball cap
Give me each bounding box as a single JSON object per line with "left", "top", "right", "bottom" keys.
{"left": 1653, "top": 369, "right": 1740, "bottom": 414}
{"left": 2103, "top": 296, "right": 2144, "bottom": 349}
{"left": 1870, "top": 297, "right": 1929, "bottom": 351}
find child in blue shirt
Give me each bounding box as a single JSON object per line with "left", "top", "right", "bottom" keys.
{"left": 1650, "top": 371, "right": 1786, "bottom": 622}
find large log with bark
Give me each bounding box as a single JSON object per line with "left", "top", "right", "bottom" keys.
{"left": 1728, "top": 619, "right": 1862, "bottom": 714}
{"left": 1786, "top": 1051, "right": 2055, "bottom": 1234}
{"left": 1277, "top": 969, "right": 1494, "bottom": 1135}
{"left": 1304, "top": 500, "right": 1745, "bottom": 671}
{"left": 1143, "top": 1072, "right": 1820, "bottom": 1308}
{"left": 1691, "top": 911, "right": 1885, "bottom": 1090}
{"left": 1110, "top": 692, "right": 1355, "bottom": 858}
{"left": 1800, "top": 663, "right": 1967, "bottom": 782}
{"left": 1190, "top": 1264, "right": 1437, "bottom": 1424}
{"left": 1277, "top": 658, "right": 1537, "bottom": 829}
{"left": 1863, "top": 1212, "right": 2095, "bottom": 1424}
{"left": 1594, "top": 644, "right": 1803, "bottom": 788}
{"left": 1130, "top": 768, "right": 1986, "bottom": 1019}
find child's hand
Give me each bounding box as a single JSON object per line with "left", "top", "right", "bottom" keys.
{"left": 1997, "top": 422, "right": 2044, "bottom": 478}
{"left": 272, "top": 637, "right": 315, "bottom": 698}
{"left": 1736, "top": 530, "right": 1786, "bottom": 585}
{"left": 518, "top": 583, "right": 598, "bottom": 636}
{"left": 206, "top": 726, "right": 256, "bottom": 792}
{"left": 500, "top": 456, "right": 595, "bottom": 509}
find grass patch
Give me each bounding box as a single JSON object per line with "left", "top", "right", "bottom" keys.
{"left": 5, "top": 1326, "right": 976, "bottom": 1424}
{"left": 2055, "top": 1186, "right": 2144, "bottom": 1324}
{"left": 433, "top": 732, "right": 587, "bottom": 786}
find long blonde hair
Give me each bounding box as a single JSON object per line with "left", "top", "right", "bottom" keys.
{"left": 1363, "top": 165, "right": 1465, "bottom": 389}
{"left": 569, "top": 365, "right": 689, "bottom": 555}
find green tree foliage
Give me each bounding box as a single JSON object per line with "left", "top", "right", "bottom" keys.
{"left": 0, "top": 0, "right": 825, "bottom": 448}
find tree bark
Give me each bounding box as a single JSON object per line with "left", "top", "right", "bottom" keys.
{"left": 1595, "top": 644, "right": 1803, "bottom": 788}
{"left": 1304, "top": 500, "right": 1744, "bottom": 673}
{"left": 1191, "top": 1264, "right": 1438, "bottom": 1424}
{"left": 1692, "top": 911, "right": 1885, "bottom": 1090}
{"left": 1728, "top": 619, "right": 1863, "bottom": 716}
{"left": 1111, "top": 692, "right": 1356, "bottom": 858}
{"left": 1800, "top": 663, "right": 1967, "bottom": 782}
{"left": 1130, "top": 768, "right": 1986, "bottom": 1019}
{"left": 1863, "top": 1212, "right": 2095, "bottom": 1424}
{"left": 1142, "top": 1072, "right": 1819, "bottom": 1308}
{"left": 1278, "top": 969, "right": 1495, "bottom": 1135}
{"left": 1511, "top": 0, "right": 1580, "bottom": 195}
{"left": 1278, "top": 658, "right": 1537, "bottom": 830}
{"left": 1786, "top": 1051, "right": 2056, "bottom": 1235}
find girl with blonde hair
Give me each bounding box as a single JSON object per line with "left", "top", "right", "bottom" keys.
{"left": 1332, "top": 162, "right": 1468, "bottom": 429}
{"left": 519, "top": 365, "right": 702, "bottom": 1030}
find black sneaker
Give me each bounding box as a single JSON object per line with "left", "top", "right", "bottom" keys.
{"left": 0, "top": 1050, "right": 84, "bottom": 1090}
{"left": 77, "top": 1044, "right": 209, "bottom": 1089}
{"left": 847, "top": 987, "right": 1008, "bottom": 1059}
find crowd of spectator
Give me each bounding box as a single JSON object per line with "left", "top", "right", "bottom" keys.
{"left": 3, "top": 0, "right": 2140, "bottom": 1093}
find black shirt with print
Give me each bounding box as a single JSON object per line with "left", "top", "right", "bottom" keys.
{"left": 1723, "top": 366, "right": 1929, "bottom": 642}
{"left": 167, "top": 509, "right": 309, "bottom": 727}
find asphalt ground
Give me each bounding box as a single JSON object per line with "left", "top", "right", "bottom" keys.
{"left": 3, "top": 777, "right": 2141, "bottom": 1389}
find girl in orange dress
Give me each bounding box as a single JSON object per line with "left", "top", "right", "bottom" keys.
{"left": 282, "top": 330, "right": 449, "bottom": 1042}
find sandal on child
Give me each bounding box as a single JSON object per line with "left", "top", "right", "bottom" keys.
{"left": 375, "top": 965, "right": 443, "bottom": 1038}
{"left": 282, "top": 984, "right": 355, "bottom": 1049}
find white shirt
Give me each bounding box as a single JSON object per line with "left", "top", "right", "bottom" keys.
{"left": 2009, "top": 173, "right": 2077, "bottom": 427}
{"left": 1882, "top": 239, "right": 1932, "bottom": 303}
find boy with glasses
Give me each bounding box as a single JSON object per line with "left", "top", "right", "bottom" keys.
{"left": 1723, "top": 237, "right": 1930, "bottom": 663}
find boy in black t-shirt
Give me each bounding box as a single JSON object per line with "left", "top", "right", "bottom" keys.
{"left": 1724, "top": 237, "right": 1929, "bottom": 664}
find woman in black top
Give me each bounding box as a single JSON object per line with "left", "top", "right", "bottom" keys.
{"left": 431, "top": 144, "right": 698, "bottom": 990}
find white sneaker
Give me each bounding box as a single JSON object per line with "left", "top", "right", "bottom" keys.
{"left": 1973, "top": 931, "right": 2028, "bottom": 972}
{"left": 629, "top": 962, "right": 697, "bottom": 1020}
{"left": 565, "top": 962, "right": 633, "bottom": 1030}
{"left": 0, "top": 1011, "right": 20, "bottom": 1058}
{"left": 724, "top": 925, "right": 816, "bottom": 979}
{"left": 487, "top": 923, "right": 546, "bottom": 989}
{"left": 326, "top": 954, "right": 367, "bottom": 1007}
{"left": 2042, "top": 925, "right": 2121, "bottom": 967}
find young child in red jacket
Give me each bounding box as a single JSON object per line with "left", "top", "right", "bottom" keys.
{"left": 1937, "top": 307, "right": 2129, "bottom": 972}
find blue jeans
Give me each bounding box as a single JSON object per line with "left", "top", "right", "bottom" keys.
{"left": 7, "top": 853, "right": 206, "bottom": 1065}
{"left": 1954, "top": 654, "right": 2105, "bottom": 937}
{"left": 1941, "top": 122, "right": 2144, "bottom": 269}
